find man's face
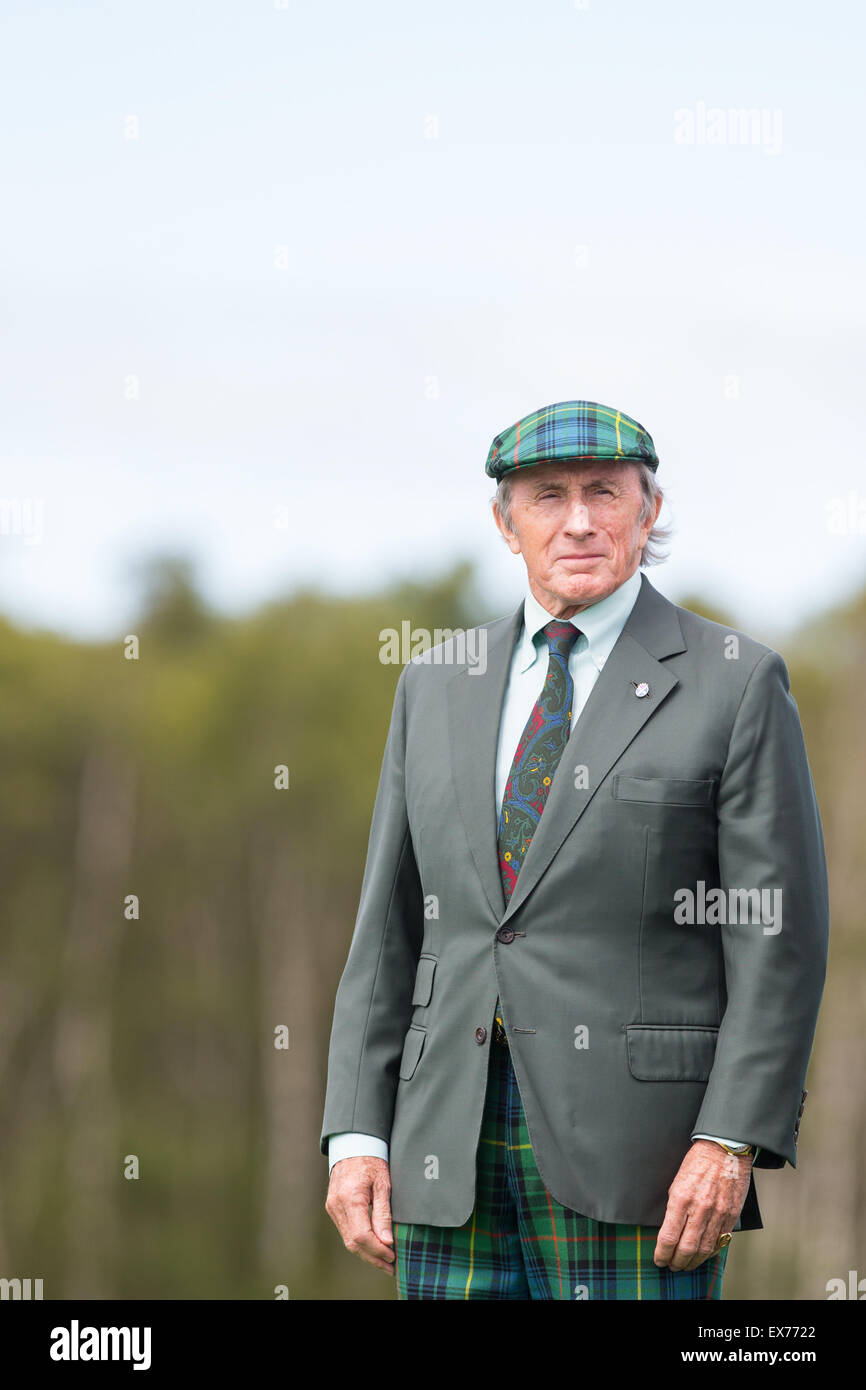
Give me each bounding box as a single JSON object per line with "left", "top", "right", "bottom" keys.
{"left": 492, "top": 460, "right": 662, "bottom": 618}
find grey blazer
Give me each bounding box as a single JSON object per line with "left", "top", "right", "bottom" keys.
{"left": 320, "top": 573, "right": 830, "bottom": 1230}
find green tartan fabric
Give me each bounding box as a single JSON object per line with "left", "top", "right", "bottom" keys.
{"left": 393, "top": 1039, "right": 729, "bottom": 1301}
{"left": 485, "top": 399, "right": 659, "bottom": 481}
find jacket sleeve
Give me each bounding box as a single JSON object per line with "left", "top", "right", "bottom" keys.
{"left": 692, "top": 649, "right": 830, "bottom": 1168}
{"left": 319, "top": 662, "right": 424, "bottom": 1154}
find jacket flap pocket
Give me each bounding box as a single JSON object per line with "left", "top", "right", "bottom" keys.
{"left": 399, "top": 1025, "right": 426, "bottom": 1081}
{"left": 411, "top": 954, "right": 437, "bottom": 1007}
{"left": 626, "top": 1025, "right": 719, "bottom": 1081}
{"left": 614, "top": 776, "right": 716, "bottom": 806}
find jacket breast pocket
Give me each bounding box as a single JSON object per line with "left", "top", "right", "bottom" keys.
{"left": 626, "top": 1024, "right": 719, "bottom": 1081}
{"left": 398, "top": 1024, "right": 426, "bottom": 1081}
{"left": 613, "top": 776, "right": 716, "bottom": 807}
{"left": 411, "top": 954, "right": 437, "bottom": 1007}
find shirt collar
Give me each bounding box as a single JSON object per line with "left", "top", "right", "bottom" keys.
{"left": 517, "top": 568, "right": 643, "bottom": 674}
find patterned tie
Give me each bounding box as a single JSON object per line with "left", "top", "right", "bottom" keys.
{"left": 494, "top": 619, "right": 580, "bottom": 1039}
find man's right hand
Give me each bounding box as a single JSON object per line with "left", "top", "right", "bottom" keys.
{"left": 325, "top": 1156, "right": 395, "bottom": 1274}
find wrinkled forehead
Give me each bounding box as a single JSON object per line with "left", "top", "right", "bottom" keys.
{"left": 507, "top": 458, "right": 640, "bottom": 490}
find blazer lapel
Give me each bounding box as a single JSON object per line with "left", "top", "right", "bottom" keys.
{"left": 446, "top": 602, "right": 524, "bottom": 921}
{"left": 499, "top": 574, "right": 687, "bottom": 925}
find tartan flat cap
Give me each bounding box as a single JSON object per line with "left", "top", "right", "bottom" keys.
{"left": 485, "top": 400, "right": 658, "bottom": 481}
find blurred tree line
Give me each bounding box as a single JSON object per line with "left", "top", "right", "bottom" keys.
{"left": 0, "top": 558, "right": 862, "bottom": 1300}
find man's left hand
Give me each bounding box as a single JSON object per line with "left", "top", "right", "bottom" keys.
{"left": 653, "top": 1140, "right": 752, "bottom": 1270}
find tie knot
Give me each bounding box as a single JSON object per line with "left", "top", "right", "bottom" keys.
{"left": 542, "top": 620, "right": 580, "bottom": 659}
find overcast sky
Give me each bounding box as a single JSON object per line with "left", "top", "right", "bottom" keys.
{"left": 1, "top": 0, "right": 864, "bottom": 644}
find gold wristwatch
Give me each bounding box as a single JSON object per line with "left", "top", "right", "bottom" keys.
{"left": 711, "top": 1140, "right": 754, "bottom": 1157}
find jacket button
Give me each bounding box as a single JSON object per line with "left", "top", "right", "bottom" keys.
{"left": 474, "top": 1026, "right": 487, "bottom": 1045}
{"left": 496, "top": 926, "right": 516, "bottom": 944}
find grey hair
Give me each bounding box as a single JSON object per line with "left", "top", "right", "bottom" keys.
{"left": 492, "top": 461, "right": 673, "bottom": 567}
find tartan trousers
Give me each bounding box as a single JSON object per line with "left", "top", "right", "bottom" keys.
{"left": 393, "top": 1034, "right": 729, "bottom": 1300}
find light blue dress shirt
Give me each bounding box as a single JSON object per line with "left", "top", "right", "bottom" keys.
{"left": 328, "top": 568, "right": 754, "bottom": 1171}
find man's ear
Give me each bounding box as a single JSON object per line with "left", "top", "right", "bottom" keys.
{"left": 491, "top": 501, "right": 522, "bottom": 556}
{"left": 638, "top": 490, "right": 663, "bottom": 546}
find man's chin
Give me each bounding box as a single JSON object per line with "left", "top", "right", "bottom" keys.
{"left": 552, "top": 568, "right": 615, "bottom": 603}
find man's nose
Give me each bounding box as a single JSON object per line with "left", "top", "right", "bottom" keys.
{"left": 563, "top": 500, "right": 592, "bottom": 534}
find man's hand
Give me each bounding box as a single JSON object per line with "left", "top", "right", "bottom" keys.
{"left": 654, "top": 1140, "right": 752, "bottom": 1271}
{"left": 325, "top": 1156, "right": 395, "bottom": 1274}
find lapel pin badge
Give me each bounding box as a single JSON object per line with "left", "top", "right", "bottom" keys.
{"left": 633, "top": 681, "right": 651, "bottom": 699}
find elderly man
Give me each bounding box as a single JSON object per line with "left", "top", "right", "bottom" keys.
{"left": 320, "top": 399, "right": 829, "bottom": 1300}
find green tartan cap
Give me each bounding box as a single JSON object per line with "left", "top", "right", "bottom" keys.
{"left": 485, "top": 399, "right": 659, "bottom": 481}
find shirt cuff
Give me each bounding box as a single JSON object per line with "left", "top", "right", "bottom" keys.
{"left": 327, "top": 1132, "right": 390, "bottom": 1173}
{"left": 692, "top": 1132, "right": 761, "bottom": 1158}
